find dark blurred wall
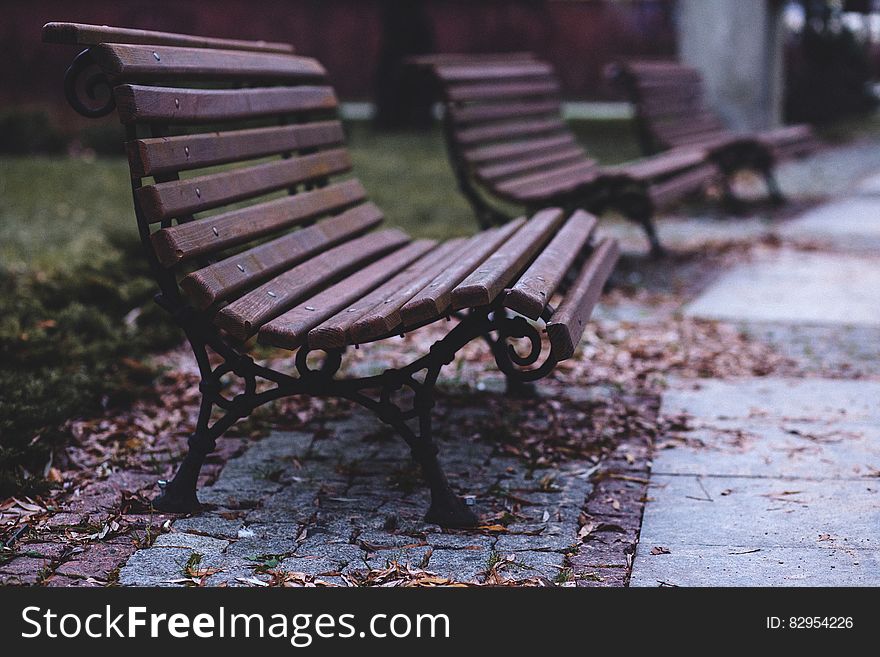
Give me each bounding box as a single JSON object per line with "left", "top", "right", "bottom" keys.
{"left": 2, "top": 0, "right": 675, "bottom": 122}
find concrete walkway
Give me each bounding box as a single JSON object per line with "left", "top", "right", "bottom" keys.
{"left": 632, "top": 172, "right": 880, "bottom": 586}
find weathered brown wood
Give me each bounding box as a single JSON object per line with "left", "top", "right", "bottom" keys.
{"left": 92, "top": 43, "right": 325, "bottom": 83}
{"left": 114, "top": 84, "right": 338, "bottom": 124}
{"left": 399, "top": 219, "right": 525, "bottom": 327}
{"left": 151, "top": 179, "right": 367, "bottom": 266}
{"left": 455, "top": 118, "right": 567, "bottom": 146}
{"left": 615, "top": 59, "right": 817, "bottom": 164}
{"left": 608, "top": 149, "right": 707, "bottom": 182}
{"left": 136, "top": 148, "right": 352, "bottom": 222}
{"left": 464, "top": 134, "right": 576, "bottom": 164}
{"left": 503, "top": 211, "right": 597, "bottom": 320}
{"left": 647, "top": 162, "right": 717, "bottom": 207}
{"left": 346, "top": 238, "right": 468, "bottom": 345}
{"left": 449, "top": 99, "right": 561, "bottom": 125}
{"left": 450, "top": 208, "right": 565, "bottom": 309}
{"left": 496, "top": 160, "right": 599, "bottom": 201}
{"left": 181, "top": 203, "right": 384, "bottom": 309}
{"left": 128, "top": 120, "right": 345, "bottom": 177}
{"left": 435, "top": 62, "right": 554, "bottom": 83}
{"left": 214, "top": 228, "right": 409, "bottom": 340}
{"left": 477, "top": 147, "right": 588, "bottom": 182}
{"left": 307, "top": 240, "right": 466, "bottom": 350}
{"left": 42, "top": 21, "right": 294, "bottom": 53}
{"left": 408, "top": 52, "right": 536, "bottom": 68}
{"left": 259, "top": 240, "right": 435, "bottom": 350}
{"left": 546, "top": 238, "right": 619, "bottom": 360}
{"left": 445, "top": 79, "right": 560, "bottom": 103}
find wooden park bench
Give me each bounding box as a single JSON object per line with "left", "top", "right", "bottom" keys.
{"left": 608, "top": 59, "right": 819, "bottom": 206}
{"left": 43, "top": 22, "right": 619, "bottom": 528}
{"left": 417, "top": 53, "right": 720, "bottom": 255}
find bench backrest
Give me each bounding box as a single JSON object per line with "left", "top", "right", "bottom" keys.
{"left": 46, "top": 23, "right": 389, "bottom": 329}
{"left": 431, "top": 55, "right": 592, "bottom": 196}
{"left": 610, "top": 60, "right": 729, "bottom": 154}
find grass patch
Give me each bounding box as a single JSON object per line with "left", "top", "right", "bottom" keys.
{"left": 0, "top": 157, "right": 180, "bottom": 496}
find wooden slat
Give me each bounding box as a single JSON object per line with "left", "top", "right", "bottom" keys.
{"left": 307, "top": 241, "right": 468, "bottom": 350}
{"left": 449, "top": 99, "right": 561, "bottom": 125}
{"left": 92, "top": 43, "right": 325, "bottom": 83}
{"left": 465, "top": 134, "right": 576, "bottom": 164}
{"left": 477, "top": 147, "right": 588, "bottom": 182}
{"left": 114, "top": 84, "right": 338, "bottom": 124}
{"left": 181, "top": 203, "right": 384, "bottom": 309}
{"left": 435, "top": 62, "right": 554, "bottom": 82}
{"left": 450, "top": 208, "right": 565, "bottom": 309}
{"left": 496, "top": 160, "right": 598, "bottom": 200}
{"left": 151, "top": 179, "right": 367, "bottom": 266}
{"left": 129, "top": 120, "right": 345, "bottom": 177}
{"left": 503, "top": 211, "right": 597, "bottom": 320}
{"left": 42, "top": 22, "right": 294, "bottom": 53}
{"left": 546, "top": 238, "right": 619, "bottom": 361}
{"left": 136, "top": 148, "right": 352, "bottom": 222}
{"left": 755, "top": 124, "right": 814, "bottom": 148}
{"left": 456, "top": 118, "right": 567, "bottom": 146}
{"left": 409, "top": 52, "right": 536, "bottom": 68}
{"left": 400, "top": 220, "right": 525, "bottom": 327}
{"left": 215, "top": 228, "right": 409, "bottom": 340}
{"left": 608, "top": 149, "right": 706, "bottom": 182}
{"left": 347, "top": 238, "right": 468, "bottom": 345}
{"left": 258, "top": 240, "right": 435, "bottom": 350}
{"left": 446, "top": 79, "right": 560, "bottom": 102}
{"left": 648, "top": 162, "right": 717, "bottom": 208}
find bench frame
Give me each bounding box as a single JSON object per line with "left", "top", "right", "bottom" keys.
{"left": 55, "top": 37, "right": 584, "bottom": 529}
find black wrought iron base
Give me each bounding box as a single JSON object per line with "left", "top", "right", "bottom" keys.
{"left": 152, "top": 447, "right": 206, "bottom": 513}
{"left": 149, "top": 300, "right": 558, "bottom": 528}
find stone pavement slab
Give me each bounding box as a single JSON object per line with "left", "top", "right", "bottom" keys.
{"left": 631, "top": 378, "right": 880, "bottom": 587}
{"left": 777, "top": 197, "right": 880, "bottom": 251}
{"left": 684, "top": 250, "right": 880, "bottom": 326}
{"left": 117, "top": 395, "right": 605, "bottom": 586}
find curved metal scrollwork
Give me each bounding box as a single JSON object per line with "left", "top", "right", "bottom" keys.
{"left": 63, "top": 49, "right": 115, "bottom": 118}
{"left": 489, "top": 310, "right": 558, "bottom": 383}
{"left": 295, "top": 347, "right": 343, "bottom": 379}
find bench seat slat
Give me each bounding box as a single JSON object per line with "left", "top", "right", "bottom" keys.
{"left": 258, "top": 240, "right": 436, "bottom": 350}
{"left": 307, "top": 240, "right": 469, "bottom": 350}
{"left": 503, "top": 211, "right": 597, "bottom": 320}
{"left": 136, "top": 148, "right": 352, "bottom": 222}
{"left": 93, "top": 43, "right": 326, "bottom": 82}
{"left": 151, "top": 179, "right": 367, "bottom": 266}
{"left": 455, "top": 118, "right": 567, "bottom": 146}
{"left": 647, "top": 162, "right": 718, "bottom": 207}
{"left": 464, "top": 134, "right": 576, "bottom": 164}
{"left": 496, "top": 160, "right": 599, "bottom": 200}
{"left": 451, "top": 208, "right": 565, "bottom": 309}
{"left": 446, "top": 79, "right": 560, "bottom": 102}
{"left": 114, "top": 85, "right": 338, "bottom": 124}
{"left": 546, "top": 238, "right": 619, "bottom": 360}
{"left": 449, "top": 99, "right": 561, "bottom": 125}
{"left": 42, "top": 21, "right": 294, "bottom": 54}
{"left": 181, "top": 202, "right": 383, "bottom": 309}
{"left": 434, "top": 62, "right": 554, "bottom": 83}
{"left": 607, "top": 149, "right": 707, "bottom": 182}
{"left": 400, "top": 220, "right": 525, "bottom": 327}
{"left": 477, "top": 147, "right": 589, "bottom": 182}
{"left": 129, "top": 120, "right": 345, "bottom": 177}
{"left": 215, "top": 227, "right": 409, "bottom": 340}
{"left": 346, "top": 238, "right": 468, "bottom": 345}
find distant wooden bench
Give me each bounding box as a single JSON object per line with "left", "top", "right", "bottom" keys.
{"left": 608, "top": 59, "right": 819, "bottom": 205}
{"left": 44, "top": 22, "right": 619, "bottom": 528}
{"left": 416, "top": 53, "right": 720, "bottom": 255}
